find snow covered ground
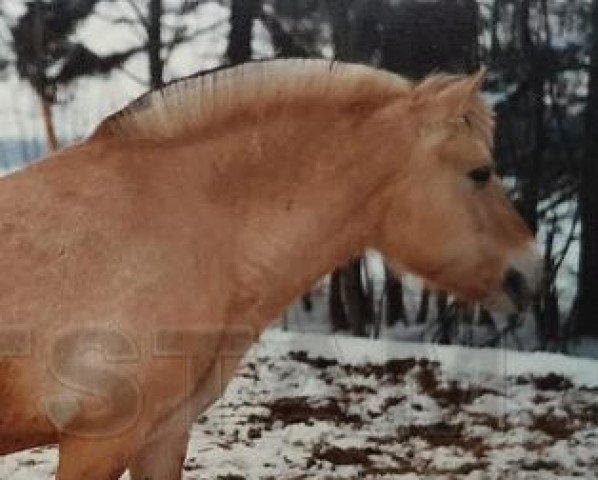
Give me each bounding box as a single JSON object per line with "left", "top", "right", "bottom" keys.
{"left": 1, "top": 330, "right": 597, "bottom": 479}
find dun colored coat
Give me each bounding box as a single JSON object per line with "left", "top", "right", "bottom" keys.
{"left": 0, "top": 59, "right": 541, "bottom": 479}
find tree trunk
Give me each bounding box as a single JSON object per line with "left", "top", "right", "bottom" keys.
{"left": 519, "top": 0, "right": 544, "bottom": 233}
{"left": 384, "top": 264, "right": 406, "bottom": 327}
{"left": 301, "top": 293, "right": 313, "bottom": 313}
{"left": 436, "top": 293, "right": 451, "bottom": 345}
{"left": 225, "top": 0, "right": 261, "bottom": 65}
{"left": 380, "top": 0, "right": 479, "bottom": 78}
{"left": 259, "top": 8, "right": 310, "bottom": 58}
{"left": 343, "top": 258, "right": 372, "bottom": 338}
{"left": 490, "top": 0, "right": 501, "bottom": 63}
{"left": 537, "top": 224, "right": 560, "bottom": 348}
{"left": 324, "top": 0, "right": 353, "bottom": 61}
{"left": 148, "top": 0, "right": 163, "bottom": 89}
{"left": 40, "top": 95, "right": 58, "bottom": 151}
{"left": 349, "top": 0, "right": 385, "bottom": 64}
{"left": 329, "top": 270, "right": 348, "bottom": 331}
{"left": 415, "top": 288, "right": 430, "bottom": 325}
{"left": 578, "top": 0, "right": 598, "bottom": 336}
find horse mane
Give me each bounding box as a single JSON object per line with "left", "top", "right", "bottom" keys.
{"left": 94, "top": 59, "right": 411, "bottom": 141}
{"left": 94, "top": 59, "right": 493, "bottom": 144}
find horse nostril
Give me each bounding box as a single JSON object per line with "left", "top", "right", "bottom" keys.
{"left": 502, "top": 268, "right": 530, "bottom": 311}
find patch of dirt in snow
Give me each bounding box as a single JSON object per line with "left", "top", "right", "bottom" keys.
{"left": 1, "top": 343, "right": 597, "bottom": 479}
{"left": 182, "top": 350, "right": 598, "bottom": 479}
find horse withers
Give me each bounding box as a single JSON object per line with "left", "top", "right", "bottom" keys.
{"left": 0, "top": 59, "right": 541, "bottom": 479}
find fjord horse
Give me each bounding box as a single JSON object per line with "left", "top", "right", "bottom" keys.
{"left": 0, "top": 59, "right": 541, "bottom": 479}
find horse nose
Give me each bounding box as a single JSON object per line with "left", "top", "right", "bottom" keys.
{"left": 502, "top": 268, "right": 530, "bottom": 310}
{"left": 502, "top": 258, "right": 543, "bottom": 311}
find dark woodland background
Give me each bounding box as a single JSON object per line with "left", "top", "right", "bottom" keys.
{"left": 0, "top": 0, "right": 597, "bottom": 353}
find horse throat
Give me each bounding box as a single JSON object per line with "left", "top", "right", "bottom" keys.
{"left": 224, "top": 138, "right": 395, "bottom": 329}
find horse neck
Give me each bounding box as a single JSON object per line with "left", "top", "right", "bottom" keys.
{"left": 191, "top": 101, "right": 415, "bottom": 328}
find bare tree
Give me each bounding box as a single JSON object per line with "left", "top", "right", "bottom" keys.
{"left": 9, "top": 0, "right": 140, "bottom": 151}
{"left": 384, "top": 264, "right": 406, "bottom": 327}
{"left": 380, "top": 0, "right": 479, "bottom": 77}
{"left": 329, "top": 270, "right": 349, "bottom": 331}
{"left": 225, "top": 0, "right": 262, "bottom": 65}
{"left": 107, "top": 0, "right": 207, "bottom": 88}
{"left": 578, "top": 0, "right": 598, "bottom": 336}
{"left": 148, "top": 0, "right": 164, "bottom": 88}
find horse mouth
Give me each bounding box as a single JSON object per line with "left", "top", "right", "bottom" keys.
{"left": 502, "top": 267, "right": 534, "bottom": 311}
{"left": 481, "top": 266, "right": 541, "bottom": 313}
{"left": 481, "top": 292, "right": 521, "bottom": 314}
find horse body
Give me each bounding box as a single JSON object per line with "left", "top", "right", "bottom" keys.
{"left": 0, "top": 141, "right": 233, "bottom": 471}
{"left": 0, "top": 59, "right": 541, "bottom": 479}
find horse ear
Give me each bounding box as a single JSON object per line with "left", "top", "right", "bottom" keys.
{"left": 468, "top": 66, "right": 488, "bottom": 94}
{"left": 432, "top": 67, "right": 487, "bottom": 117}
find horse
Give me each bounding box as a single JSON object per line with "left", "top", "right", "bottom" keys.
{"left": 0, "top": 59, "right": 541, "bottom": 479}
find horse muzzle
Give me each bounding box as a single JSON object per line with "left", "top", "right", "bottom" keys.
{"left": 485, "top": 247, "right": 544, "bottom": 313}
{"left": 502, "top": 267, "right": 538, "bottom": 311}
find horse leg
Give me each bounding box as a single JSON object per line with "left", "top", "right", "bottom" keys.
{"left": 56, "top": 436, "right": 131, "bottom": 480}
{"left": 128, "top": 430, "right": 189, "bottom": 480}
{"left": 127, "top": 377, "right": 215, "bottom": 480}
{"left": 127, "top": 350, "right": 241, "bottom": 480}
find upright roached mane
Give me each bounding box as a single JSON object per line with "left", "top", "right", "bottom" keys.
{"left": 96, "top": 59, "right": 494, "bottom": 144}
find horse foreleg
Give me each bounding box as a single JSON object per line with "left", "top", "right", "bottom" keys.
{"left": 57, "top": 436, "right": 131, "bottom": 480}
{"left": 128, "top": 430, "right": 189, "bottom": 480}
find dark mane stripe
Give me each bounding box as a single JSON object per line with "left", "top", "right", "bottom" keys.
{"left": 94, "top": 58, "right": 412, "bottom": 141}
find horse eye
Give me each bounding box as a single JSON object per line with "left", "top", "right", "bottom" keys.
{"left": 468, "top": 166, "right": 492, "bottom": 186}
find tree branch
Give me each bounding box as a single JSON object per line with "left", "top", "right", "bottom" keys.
{"left": 123, "top": 0, "right": 150, "bottom": 30}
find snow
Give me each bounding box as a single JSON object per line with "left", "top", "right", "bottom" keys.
{"left": 1, "top": 330, "right": 596, "bottom": 478}
{"left": 260, "top": 331, "right": 598, "bottom": 385}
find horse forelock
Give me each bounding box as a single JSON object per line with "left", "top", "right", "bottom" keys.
{"left": 94, "top": 59, "right": 413, "bottom": 141}
{"left": 469, "top": 95, "right": 495, "bottom": 147}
